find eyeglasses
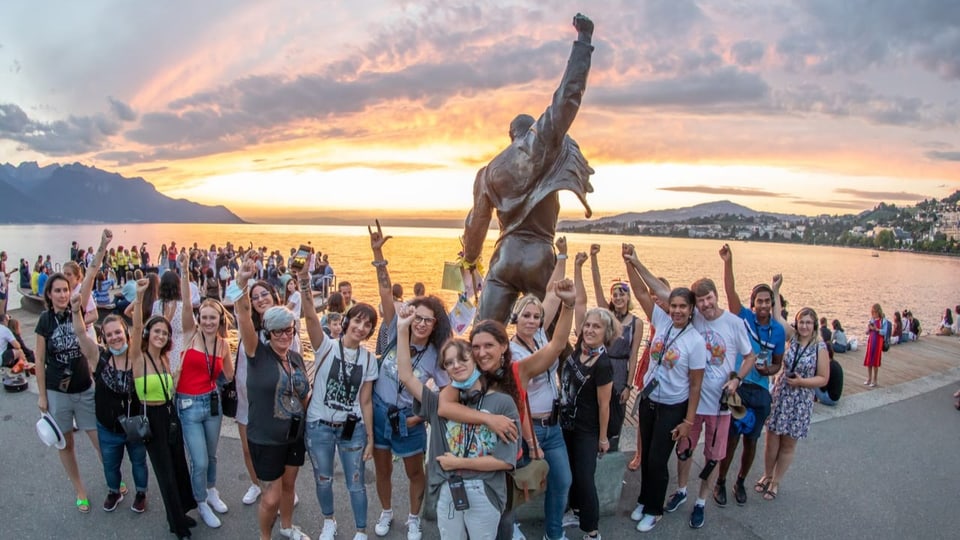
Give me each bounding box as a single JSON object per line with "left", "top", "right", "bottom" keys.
{"left": 443, "top": 357, "right": 470, "bottom": 369}
{"left": 270, "top": 326, "right": 296, "bottom": 337}
{"left": 251, "top": 292, "right": 272, "bottom": 301}
{"left": 414, "top": 315, "right": 437, "bottom": 326}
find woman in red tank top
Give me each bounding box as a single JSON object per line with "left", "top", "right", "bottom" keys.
{"left": 175, "top": 251, "right": 235, "bottom": 529}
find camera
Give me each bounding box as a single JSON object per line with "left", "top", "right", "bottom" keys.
{"left": 287, "top": 413, "right": 303, "bottom": 440}
{"left": 549, "top": 398, "right": 562, "bottom": 425}
{"left": 640, "top": 378, "right": 659, "bottom": 400}
{"left": 58, "top": 367, "right": 73, "bottom": 392}
{"left": 448, "top": 475, "right": 470, "bottom": 510}
{"left": 290, "top": 244, "right": 312, "bottom": 272}
{"left": 387, "top": 405, "right": 402, "bottom": 434}
{"left": 341, "top": 413, "right": 359, "bottom": 440}
{"left": 209, "top": 390, "right": 220, "bottom": 417}
{"left": 168, "top": 415, "right": 180, "bottom": 440}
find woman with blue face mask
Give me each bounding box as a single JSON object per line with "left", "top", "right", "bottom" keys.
{"left": 72, "top": 309, "right": 150, "bottom": 513}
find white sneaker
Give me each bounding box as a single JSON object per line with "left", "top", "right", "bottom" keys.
{"left": 280, "top": 524, "right": 312, "bottom": 540}
{"left": 197, "top": 501, "right": 222, "bottom": 528}
{"left": 206, "top": 487, "right": 229, "bottom": 513}
{"left": 630, "top": 503, "right": 645, "bottom": 521}
{"left": 406, "top": 515, "right": 422, "bottom": 540}
{"left": 242, "top": 484, "right": 261, "bottom": 505}
{"left": 636, "top": 514, "right": 660, "bottom": 533}
{"left": 319, "top": 519, "right": 338, "bottom": 540}
{"left": 513, "top": 522, "right": 526, "bottom": 540}
{"left": 353, "top": 534, "right": 368, "bottom": 540}
{"left": 374, "top": 510, "right": 393, "bottom": 537}
{"left": 295, "top": 492, "right": 300, "bottom": 507}
{"left": 561, "top": 512, "right": 579, "bottom": 528}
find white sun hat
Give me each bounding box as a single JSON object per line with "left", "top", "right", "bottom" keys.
{"left": 36, "top": 412, "right": 66, "bottom": 450}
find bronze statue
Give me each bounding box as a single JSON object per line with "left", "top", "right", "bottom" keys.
{"left": 462, "top": 13, "right": 595, "bottom": 324}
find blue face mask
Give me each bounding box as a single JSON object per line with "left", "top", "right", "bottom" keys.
{"left": 109, "top": 343, "right": 129, "bottom": 356}
{"left": 451, "top": 368, "right": 482, "bottom": 390}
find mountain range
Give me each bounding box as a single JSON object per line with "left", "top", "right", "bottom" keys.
{"left": 560, "top": 200, "right": 805, "bottom": 227}
{"left": 0, "top": 162, "right": 244, "bottom": 224}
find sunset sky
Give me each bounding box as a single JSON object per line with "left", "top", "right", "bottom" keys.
{"left": 1, "top": 0, "right": 959, "bottom": 222}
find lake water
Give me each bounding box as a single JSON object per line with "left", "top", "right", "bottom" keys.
{"left": 2, "top": 223, "right": 957, "bottom": 341}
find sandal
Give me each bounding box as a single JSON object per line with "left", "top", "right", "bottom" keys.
{"left": 753, "top": 476, "right": 769, "bottom": 494}
{"left": 762, "top": 482, "right": 778, "bottom": 501}
{"left": 76, "top": 498, "right": 91, "bottom": 513}
{"left": 628, "top": 452, "right": 642, "bottom": 471}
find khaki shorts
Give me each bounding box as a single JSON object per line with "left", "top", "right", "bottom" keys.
{"left": 47, "top": 386, "right": 97, "bottom": 433}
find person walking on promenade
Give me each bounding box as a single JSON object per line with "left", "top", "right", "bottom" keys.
{"left": 714, "top": 244, "right": 785, "bottom": 507}
{"left": 34, "top": 229, "right": 111, "bottom": 514}
{"left": 763, "top": 276, "right": 830, "bottom": 500}
{"left": 863, "top": 303, "right": 885, "bottom": 387}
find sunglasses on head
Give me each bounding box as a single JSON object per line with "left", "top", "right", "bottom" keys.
{"left": 611, "top": 282, "right": 630, "bottom": 293}
{"left": 270, "top": 326, "right": 296, "bottom": 337}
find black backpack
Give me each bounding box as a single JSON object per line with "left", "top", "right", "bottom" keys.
{"left": 821, "top": 359, "right": 843, "bottom": 402}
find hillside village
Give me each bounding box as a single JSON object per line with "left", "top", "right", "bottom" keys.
{"left": 559, "top": 192, "right": 960, "bottom": 254}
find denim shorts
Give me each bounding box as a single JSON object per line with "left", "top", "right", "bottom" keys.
{"left": 372, "top": 394, "right": 427, "bottom": 458}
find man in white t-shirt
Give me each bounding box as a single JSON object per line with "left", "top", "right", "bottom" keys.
{"left": 0, "top": 320, "right": 25, "bottom": 368}
{"left": 663, "top": 278, "right": 756, "bottom": 530}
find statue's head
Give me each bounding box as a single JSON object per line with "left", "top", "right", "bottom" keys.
{"left": 509, "top": 114, "right": 535, "bottom": 141}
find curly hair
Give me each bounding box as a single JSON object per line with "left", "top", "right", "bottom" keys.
{"left": 409, "top": 295, "right": 452, "bottom": 351}
{"left": 249, "top": 281, "right": 279, "bottom": 331}
{"left": 469, "top": 320, "right": 522, "bottom": 413}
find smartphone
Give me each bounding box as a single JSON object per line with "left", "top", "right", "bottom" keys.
{"left": 290, "top": 244, "right": 311, "bottom": 271}
{"left": 448, "top": 475, "right": 470, "bottom": 510}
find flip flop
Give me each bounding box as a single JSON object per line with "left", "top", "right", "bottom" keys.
{"left": 754, "top": 477, "right": 769, "bottom": 494}
{"left": 76, "top": 498, "right": 90, "bottom": 513}
{"left": 762, "top": 482, "right": 778, "bottom": 501}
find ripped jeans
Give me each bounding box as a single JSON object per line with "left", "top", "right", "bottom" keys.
{"left": 305, "top": 419, "right": 368, "bottom": 530}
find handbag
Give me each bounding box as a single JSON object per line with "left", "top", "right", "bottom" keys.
{"left": 118, "top": 396, "right": 151, "bottom": 444}
{"left": 508, "top": 398, "right": 550, "bottom": 508}
{"left": 221, "top": 379, "right": 238, "bottom": 418}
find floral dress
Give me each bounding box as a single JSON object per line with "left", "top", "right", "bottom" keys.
{"left": 766, "top": 338, "right": 824, "bottom": 439}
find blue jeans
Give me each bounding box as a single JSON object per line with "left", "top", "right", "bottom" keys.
{"left": 534, "top": 423, "right": 572, "bottom": 540}
{"left": 97, "top": 422, "right": 149, "bottom": 493}
{"left": 305, "top": 419, "right": 368, "bottom": 529}
{"left": 814, "top": 388, "right": 838, "bottom": 406}
{"left": 177, "top": 391, "right": 223, "bottom": 502}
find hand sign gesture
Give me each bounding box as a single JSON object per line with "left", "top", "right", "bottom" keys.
{"left": 369, "top": 219, "right": 392, "bottom": 250}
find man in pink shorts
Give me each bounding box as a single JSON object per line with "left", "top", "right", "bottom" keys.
{"left": 662, "top": 278, "right": 756, "bottom": 529}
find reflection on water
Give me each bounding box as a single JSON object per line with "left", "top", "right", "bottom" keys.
{"left": 2, "top": 223, "right": 958, "bottom": 341}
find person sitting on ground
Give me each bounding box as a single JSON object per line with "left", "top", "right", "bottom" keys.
{"left": 831, "top": 320, "right": 848, "bottom": 353}
{"left": 891, "top": 311, "right": 903, "bottom": 345}
{"left": 936, "top": 308, "right": 954, "bottom": 336}
{"left": 4, "top": 315, "right": 35, "bottom": 365}
{"left": 1, "top": 313, "right": 27, "bottom": 371}
{"left": 93, "top": 268, "right": 116, "bottom": 306}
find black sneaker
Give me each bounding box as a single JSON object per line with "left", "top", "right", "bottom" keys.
{"left": 713, "top": 479, "right": 727, "bottom": 507}
{"left": 734, "top": 478, "right": 747, "bottom": 506}
{"left": 103, "top": 492, "right": 123, "bottom": 512}
{"left": 132, "top": 491, "right": 147, "bottom": 513}
{"left": 689, "top": 504, "right": 705, "bottom": 529}
{"left": 664, "top": 490, "right": 687, "bottom": 513}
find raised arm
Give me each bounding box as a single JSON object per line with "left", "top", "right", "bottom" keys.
{"left": 719, "top": 244, "right": 743, "bottom": 312}
{"left": 129, "top": 279, "right": 149, "bottom": 354}
{"left": 518, "top": 280, "right": 576, "bottom": 386}
{"left": 369, "top": 220, "right": 397, "bottom": 323}
{"left": 70, "top": 293, "right": 99, "bottom": 373}
{"left": 297, "top": 257, "right": 326, "bottom": 352}
{"left": 178, "top": 251, "right": 195, "bottom": 335}
{"left": 573, "top": 252, "right": 588, "bottom": 333}
{"left": 395, "top": 306, "right": 424, "bottom": 398}
{"left": 80, "top": 229, "right": 112, "bottom": 321}
{"left": 235, "top": 253, "right": 259, "bottom": 358}
{"left": 438, "top": 384, "right": 519, "bottom": 443}
{"left": 589, "top": 244, "right": 607, "bottom": 308}
{"left": 541, "top": 236, "right": 568, "bottom": 324}
{"left": 622, "top": 244, "right": 656, "bottom": 319}
{"left": 772, "top": 274, "right": 795, "bottom": 341}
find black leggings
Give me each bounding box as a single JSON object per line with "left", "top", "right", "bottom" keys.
{"left": 144, "top": 404, "right": 196, "bottom": 537}
{"left": 636, "top": 398, "right": 687, "bottom": 516}
{"left": 564, "top": 428, "right": 600, "bottom": 532}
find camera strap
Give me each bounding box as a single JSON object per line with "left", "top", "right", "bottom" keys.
{"left": 789, "top": 339, "right": 813, "bottom": 374}
{"left": 396, "top": 345, "right": 426, "bottom": 404}
{"left": 456, "top": 393, "right": 485, "bottom": 460}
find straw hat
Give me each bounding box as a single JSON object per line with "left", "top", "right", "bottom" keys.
{"left": 724, "top": 375, "right": 747, "bottom": 420}
{"left": 36, "top": 412, "right": 66, "bottom": 450}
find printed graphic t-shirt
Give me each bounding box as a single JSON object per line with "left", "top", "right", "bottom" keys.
{"left": 306, "top": 338, "right": 378, "bottom": 423}
{"left": 642, "top": 305, "right": 707, "bottom": 405}
{"left": 35, "top": 310, "right": 92, "bottom": 393}
{"left": 692, "top": 309, "right": 754, "bottom": 415}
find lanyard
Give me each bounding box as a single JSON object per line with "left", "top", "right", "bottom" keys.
{"left": 743, "top": 318, "right": 776, "bottom": 351}
{"left": 201, "top": 334, "right": 217, "bottom": 384}
{"left": 270, "top": 344, "right": 300, "bottom": 408}
{"left": 337, "top": 339, "right": 358, "bottom": 400}
{"left": 789, "top": 339, "right": 814, "bottom": 373}
{"left": 396, "top": 345, "right": 426, "bottom": 401}
{"left": 655, "top": 322, "right": 690, "bottom": 367}
{"left": 457, "top": 393, "right": 485, "bottom": 458}
{"left": 144, "top": 351, "right": 171, "bottom": 403}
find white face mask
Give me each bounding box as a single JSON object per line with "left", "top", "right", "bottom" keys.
{"left": 109, "top": 343, "right": 129, "bottom": 355}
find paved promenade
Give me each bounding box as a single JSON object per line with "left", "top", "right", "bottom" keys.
{"left": 2, "top": 307, "right": 958, "bottom": 539}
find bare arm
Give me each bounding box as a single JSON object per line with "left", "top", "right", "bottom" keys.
{"left": 624, "top": 317, "right": 644, "bottom": 397}
{"left": 788, "top": 346, "right": 830, "bottom": 389}
{"left": 130, "top": 280, "right": 148, "bottom": 357}
{"left": 719, "top": 244, "right": 743, "bottom": 312}
{"left": 80, "top": 229, "right": 112, "bottom": 310}
{"left": 297, "top": 262, "right": 326, "bottom": 352}
{"left": 589, "top": 244, "right": 607, "bottom": 308}
{"left": 179, "top": 251, "right": 195, "bottom": 335}
{"left": 71, "top": 293, "right": 99, "bottom": 373}
{"left": 674, "top": 368, "right": 704, "bottom": 441}
{"left": 518, "top": 280, "right": 576, "bottom": 385}
{"left": 395, "top": 307, "right": 424, "bottom": 399}
{"left": 573, "top": 252, "right": 588, "bottom": 333}
{"left": 436, "top": 453, "right": 514, "bottom": 473}
{"left": 541, "top": 236, "right": 568, "bottom": 324}
{"left": 622, "top": 244, "right": 657, "bottom": 319}
{"left": 35, "top": 335, "right": 48, "bottom": 411}
{"left": 369, "top": 220, "right": 396, "bottom": 323}
{"left": 772, "top": 274, "right": 795, "bottom": 341}
{"left": 438, "top": 385, "right": 519, "bottom": 443}
{"left": 596, "top": 381, "right": 612, "bottom": 453}
{"left": 360, "top": 381, "right": 374, "bottom": 461}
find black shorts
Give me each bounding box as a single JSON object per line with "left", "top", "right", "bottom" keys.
{"left": 249, "top": 439, "right": 306, "bottom": 481}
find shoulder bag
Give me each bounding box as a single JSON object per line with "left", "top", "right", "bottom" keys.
{"left": 508, "top": 397, "right": 550, "bottom": 508}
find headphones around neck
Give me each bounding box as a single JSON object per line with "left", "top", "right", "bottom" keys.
{"left": 459, "top": 380, "right": 486, "bottom": 406}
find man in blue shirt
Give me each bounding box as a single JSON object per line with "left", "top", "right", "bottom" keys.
{"left": 714, "top": 244, "right": 785, "bottom": 507}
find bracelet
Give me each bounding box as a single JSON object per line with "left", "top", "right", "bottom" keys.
{"left": 682, "top": 419, "right": 694, "bottom": 426}
{"left": 371, "top": 260, "right": 388, "bottom": 267}
{"left": 599, "top": 439, "right": 609, "bottom": 444}
{"left": 557, "top": 254, "right": 568, "bottom": 260}
{"left": 562, "top": 302, "right": 575, "bottom": 310}
{"left": 733, "top": 374, "right": 742, "bottom": 382}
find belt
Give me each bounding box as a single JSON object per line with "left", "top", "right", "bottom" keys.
{"left": 317, "top": 419, "right": 344, "bottom": 428}
{"left": 531, "top": 415, "right": 557, "bottom": 427}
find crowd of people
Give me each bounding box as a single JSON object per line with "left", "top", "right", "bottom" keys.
{"left": 10, "top": 224, "right": 959, "bottom": 540}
